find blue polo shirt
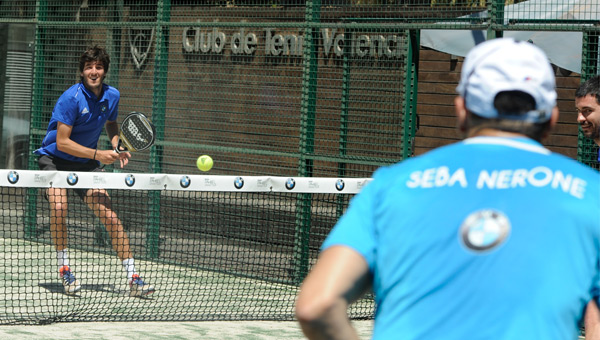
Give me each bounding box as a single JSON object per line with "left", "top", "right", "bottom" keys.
{"left": 322, "top": 136, "right": 600, "bottom": 340}
{"left": 35, "top": 82, "right": 119, "bottom": 163}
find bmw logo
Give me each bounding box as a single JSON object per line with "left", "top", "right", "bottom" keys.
{"left": 460, "top": 209, "right": 511, "bottom": 253}
{"left": 67, "top": 173, "right": 78, "bottom": 186}
{"left": 125, "top": 174, "right": 135, "bottom": 187}
{"left": 285, "top": 178, "right": 296, "bottom": 190}
{"left": 234, "top": 177, "right": 244, "bottom": 189}
{"left": 180, "top": 175, "right": 191, "bottom": 188}
{"left": 335, "top": 179, "right": 345, "bottom": 191}
{"left": 7, "top": 171, "right": 19, "bottom": 184}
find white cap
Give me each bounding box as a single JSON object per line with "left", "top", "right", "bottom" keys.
{"left": 456, "top": 38, "right": 556, "bottom": 123}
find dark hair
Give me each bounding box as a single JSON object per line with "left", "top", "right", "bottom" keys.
{"left": 467, "top": 91, "right": 552, "bottom": 142}
{"left": 493, "top": 91, "right": 536, "bottom": 115}
{"left": 575, "top": 75, "right": 600, "bottom": 105}
{"left": 79, "top": 45, "right": 110, "bottom": 73}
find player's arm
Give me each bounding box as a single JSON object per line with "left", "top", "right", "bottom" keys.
{"left": 55, "top": 122, "right": 103, "bottom": 160}
{"left": 56, "top": 122, "right": 119, "bottom": 165}
{"left": 104, "top": 119, "right": 130, "bottom": 168}
{"left": 296, "top": 245, "right": 372, "bottom": 340}
{"left": 105, "top": 120, "right": 120, "bottom": 149}
{"left": 585, "top": 300, "right": 600, "bottom": 340}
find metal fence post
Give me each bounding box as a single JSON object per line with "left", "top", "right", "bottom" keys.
{"left": 402, "top": 29, "right": 419, "bottom": 160}
{"left": 293, "top": 0, "right": 321, "bottom": 284}
{"left": 24, "top": 0, "right": 49, "bottom": 239}
{"left": 487, "top": 0, "right": 505, "bottom": 39}
{"left": 146, "top": 0, "right": 171, "bottom": 259}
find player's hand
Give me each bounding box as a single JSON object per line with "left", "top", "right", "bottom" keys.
{"left": 117, "top": 149, "right": 131, "bottom": 168}
{"left": 96, "top": 149, "right": 118, "bottom": 165}
{"left": 96, "top": 149, "right": 129, "bottom": 167}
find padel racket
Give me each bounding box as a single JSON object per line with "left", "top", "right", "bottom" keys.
{"left": 115, "top": 112, "right": 156, "bottom": 153}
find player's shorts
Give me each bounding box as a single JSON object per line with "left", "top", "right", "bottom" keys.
{"left": 38, "top": 155, "right": 104, "bottom": 200}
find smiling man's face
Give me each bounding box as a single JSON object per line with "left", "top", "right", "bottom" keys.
{"left": 575, "top": 94, "right": 600, "bottom": 143}
{"left": 80, "top": 60, "right": 105, "bottom": 97}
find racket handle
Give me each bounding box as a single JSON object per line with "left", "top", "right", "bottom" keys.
{"left": 114, "top": 140, "right": 125, "bottom": 154}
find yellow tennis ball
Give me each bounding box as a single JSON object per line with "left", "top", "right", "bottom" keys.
{"left": 196, "top": 155, "right": 213, "bottom": 172}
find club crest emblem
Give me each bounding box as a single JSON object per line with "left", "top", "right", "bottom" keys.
{"left": 129, "top": 27, "right": 155, "bottom": 70}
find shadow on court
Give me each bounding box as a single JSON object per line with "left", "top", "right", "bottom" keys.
{"left": 39, "top": 282, "right": 117, "bottom": 295}
{"left": 38, "top": 282, "right": 155, "bottom": 300}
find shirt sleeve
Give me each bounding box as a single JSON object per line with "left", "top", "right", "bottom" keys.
{"left": 108, "top": 96, "right": 119, "bottom": 122}
{"left": 53, "top": 95, "right": 79, "bottom": 126}
{"left": 108, "top": 87, "right": 121, "bottom": 122}
{"left": 321, "top": 177, "right": 379, "bottom": 271}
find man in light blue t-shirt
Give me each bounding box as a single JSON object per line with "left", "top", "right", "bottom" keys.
{"left": 296, "top": 38, "right": 600, "bottom": 340}
{"left": 35, "top": 46, "right": 154, "bottom": 298}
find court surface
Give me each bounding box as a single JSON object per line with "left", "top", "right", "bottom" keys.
{"left": 0, "top": 235, "right": 374, "bottom": 339}
{"left": 0, "top": 320, "right": 373, "bottom": 339}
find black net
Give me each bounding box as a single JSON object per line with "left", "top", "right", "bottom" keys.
{"left": 0, "top": 170, "right": 374, "bottom": 324}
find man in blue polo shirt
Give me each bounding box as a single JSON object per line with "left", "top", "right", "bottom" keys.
{"left": 296, "top": 38, "right": 600, "bottom": 339}
{"left": 35, "top": 46, "right": 154, "bottom": 297}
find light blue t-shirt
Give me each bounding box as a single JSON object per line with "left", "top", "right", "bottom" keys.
{"left": 322, "top": 136, "right": 600, "bottom": 340}
{"left": 35, "top": 82, "right": 119, "bottom": 163}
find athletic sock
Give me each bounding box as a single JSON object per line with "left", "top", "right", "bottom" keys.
{"left": 122, "top": 258, "right": 137, "bottom": 281}
{"left": 57, "top": 249, "right": 69, "bottom": 273}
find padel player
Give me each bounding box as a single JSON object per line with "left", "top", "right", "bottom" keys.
{"left": 296, "top": 38, "right": 600, "bottom": 339}
{"left": 35, "top": 46, "right": 154, "bottom": 297}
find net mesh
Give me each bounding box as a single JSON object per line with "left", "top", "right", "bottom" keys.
{"left": 0, "top": 170, "right": 373, "bottom": 324}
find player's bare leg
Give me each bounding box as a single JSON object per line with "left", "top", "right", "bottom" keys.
{"left": 48, "top": 187, "right": 81, "bottom": 295}
{"left": 84, "top": 188, "right": 131, "bottom": 260}
{"left": 48, "top": 187, "right": 68, "bottom": 251}
{"left": 84, "top": 188, "right": 154, "bottom": 296}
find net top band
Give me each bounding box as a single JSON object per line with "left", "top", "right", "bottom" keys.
{"left": 1, "top": 170, "right": 371, "bottom": 194}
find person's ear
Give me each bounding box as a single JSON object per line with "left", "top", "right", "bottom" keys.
{"left": 549, "top": 106, "right": 559, "bottom": 128}
{"left": 541, "top": 106, "right": 559, "bottom": 139}
{"left": 454, "top": 96, "right": 468, "bottom": 133}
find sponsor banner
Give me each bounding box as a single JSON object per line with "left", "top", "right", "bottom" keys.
{"left": 0, "top": 170, "right": 371, "bottom": 194}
